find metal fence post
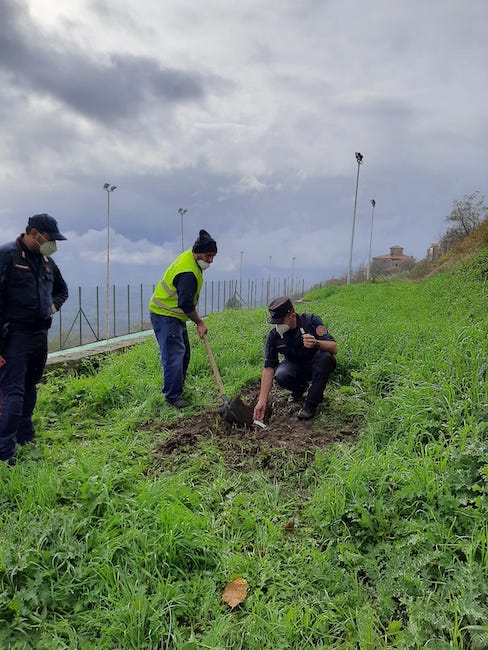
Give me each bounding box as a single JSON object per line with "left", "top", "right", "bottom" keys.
{"left": 140, "top": 284, "right": 143, "bottom": 331}
{"left": 127, "top": 284, "right": 131, "bottom": 334}
{"left": 112, "top": 285, "right": 116, "bottom": 338}
{"left": 78, "top": 286, "right": 82, "bottom": 346}
{"left": 96, "top": 286, "right": 100, "bottom": 341}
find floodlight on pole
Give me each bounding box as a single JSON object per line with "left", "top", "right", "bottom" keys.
{"left": 347, "top": 152, "right": 364, "bottom": 285}
{"left": 366, "top": 199, "right": 376, "bottom": 281}
{"left": 178, "top": 208, "right": 187, "bottom": 252}
{"left": 103, "top": 183, "right": 116, "bottom": 340}
{"left": 291, "top": 257, "right": 296, "bottom": 296}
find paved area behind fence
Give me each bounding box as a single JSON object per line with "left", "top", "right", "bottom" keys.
{"left": 46, "top": 330, "right": 154, "bottom": 370}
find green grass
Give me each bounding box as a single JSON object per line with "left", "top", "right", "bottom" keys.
{"left": 0, "top": 248, "right": 487, "bottom": 648}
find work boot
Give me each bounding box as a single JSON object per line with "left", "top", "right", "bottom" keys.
{"left": 170, "top": 398, "right": 190, "bottom": 409}
{"left": 297, "top": 403, "right": 317, "bottom": 420}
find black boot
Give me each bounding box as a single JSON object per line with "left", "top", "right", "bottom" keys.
{"left": 297, "top": 403, "right": 317, "bottom": 420}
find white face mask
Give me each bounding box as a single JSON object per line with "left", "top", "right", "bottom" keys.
{"left": 38, "top": 235, "right": 57, "bottom": 257}
{"left": 275, "top": 323, "right": 290, "bottom": 337}
{"left": 197, "top": 259, "right": 210, "bottom": 271}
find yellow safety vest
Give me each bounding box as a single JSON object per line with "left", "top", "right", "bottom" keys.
{"left": 149, "top": 249, "right": 203, "bottom": 322}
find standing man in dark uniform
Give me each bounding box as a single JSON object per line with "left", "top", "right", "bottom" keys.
{"left": 0, "top": 214, "right": 69, "bottom": 465}
{"left": 253, "top": 296, "right": 337, "bottom": 421}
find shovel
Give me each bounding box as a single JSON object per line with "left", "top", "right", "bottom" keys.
{"left": 202, "top": 335, "right": 254, "bottom": 427}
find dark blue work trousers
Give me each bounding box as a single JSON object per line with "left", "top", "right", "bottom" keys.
{"left": 0, "top": 330, "right": 48, "bottom": 461}
{"left": 274, "top": 350, "right": 336, "bottom": 407}
{"left": 150, "top": 313, "right": 190, "bottom": 404}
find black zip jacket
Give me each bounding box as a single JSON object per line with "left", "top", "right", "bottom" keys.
{"left": 264, "top": 313, "right": 336, "bottom": 368}
{"left": 0, "top": 235, "right": 69, "bottom": 331}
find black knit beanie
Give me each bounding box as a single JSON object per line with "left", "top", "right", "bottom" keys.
{"left": 192, "top": 229, "right": 217, "bottom": 253}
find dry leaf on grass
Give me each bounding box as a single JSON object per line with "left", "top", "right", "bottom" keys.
{"left": 221, "top": 577, "right": 248, "bottom": 609}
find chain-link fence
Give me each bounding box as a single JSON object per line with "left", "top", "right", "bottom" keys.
{"left": 49, "top": 276, "right": 305, "bottom": 352}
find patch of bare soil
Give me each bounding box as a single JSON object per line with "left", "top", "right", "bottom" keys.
{"left": 148, "top": 382, "right": 362, "bottom": 471}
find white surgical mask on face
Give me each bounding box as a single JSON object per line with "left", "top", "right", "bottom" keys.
{"left": 197, "top": 259, "right": 210, "bottom": 271}
{"left": 38, "top": 235, "right": 57, "bottom": 257}
{"left": 275, "top": 323, "right": 290, "bottom": 337}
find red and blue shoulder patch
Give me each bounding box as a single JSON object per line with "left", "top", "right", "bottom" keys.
{"left": 315, "top": 325, "right": 327, "bottom": 336}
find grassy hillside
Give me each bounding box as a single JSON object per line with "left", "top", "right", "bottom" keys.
{"left": 1, "top": 248, "right": 487, "bottom": 649}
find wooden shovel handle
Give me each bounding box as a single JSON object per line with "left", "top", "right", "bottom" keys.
{"left": 202, "top": 335, "right": 226, "bottom": 399}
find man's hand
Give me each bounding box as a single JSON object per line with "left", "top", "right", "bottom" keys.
{"left": 302, "top": 332, "right": 318, "bottom": 349}
{"left": 253, "top": 398, "right": 267, "bottom": 422}
{"left": 196, "top": 321, "right": 208, "bottom": 339}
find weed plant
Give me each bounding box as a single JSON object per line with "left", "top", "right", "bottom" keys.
{"left": 0, "top": 249, "right": 487, "bottom": 648}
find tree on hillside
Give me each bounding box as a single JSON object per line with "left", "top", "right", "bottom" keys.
{"left": 446, "top": 191, "right": 488, "bottom": 237}
{"left": 438, "top": 225, "right": 465, "bottom": 255}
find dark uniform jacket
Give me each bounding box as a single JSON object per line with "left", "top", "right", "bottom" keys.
{"left": 264, "top": 312, "right": 335, "bottom": 369}
{"left": 0, "top": 235, "right": 69, "bottom": 332}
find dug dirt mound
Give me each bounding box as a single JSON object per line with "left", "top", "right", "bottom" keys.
{"left": 149, "top": 383, "right": 361, "bottom": 471}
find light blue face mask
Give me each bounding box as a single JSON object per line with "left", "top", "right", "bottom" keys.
{"left": 275, "top": 323, "right": 290, "bottom": 337}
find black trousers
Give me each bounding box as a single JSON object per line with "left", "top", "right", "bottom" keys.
{"left": 274, "top": 350, "right": 336, "bottom": 407}
{"left": 0, "top": 329, "right": 48, "bottom": 461}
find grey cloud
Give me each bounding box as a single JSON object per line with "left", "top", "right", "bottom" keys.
{"left": 335, "top": 96, "right": 418, "bottom": 122}
{"left": 32, "top": 53, "right": 206, "bottom": 122}
{"left": 0, "top": 0, "right": 209, "bottom": 123}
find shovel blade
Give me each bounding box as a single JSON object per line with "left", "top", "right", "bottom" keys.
{"left": 224, "top": 395, "right": 254, "bottom": 428}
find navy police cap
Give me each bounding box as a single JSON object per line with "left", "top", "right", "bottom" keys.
{"left": 268, "top": 296, "right": 293, "bottom": 323}
{"left": 28, "top": 214, "right": 67, "bottom": 240}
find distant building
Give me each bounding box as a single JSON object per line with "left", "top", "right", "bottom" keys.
{"left": 426, "top": 243, "right": 441, "bottom": 262}
{"left": 371, "top": 246, "right": 416, "bottom": 277}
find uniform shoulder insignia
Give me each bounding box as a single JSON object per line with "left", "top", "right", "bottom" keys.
{"left": 315, "top": 325, "right": 327, "bottom": 336}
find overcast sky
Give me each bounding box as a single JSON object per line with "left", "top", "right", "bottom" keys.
{"left": 1, "top": 0, "right": 487, "bottom": 290}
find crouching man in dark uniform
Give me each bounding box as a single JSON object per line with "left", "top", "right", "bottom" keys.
{"left": 0, "top": 214, "right": 69, "bottom": 465}
{"left": 253, "top": 296, "right": 337, "bottom": 421}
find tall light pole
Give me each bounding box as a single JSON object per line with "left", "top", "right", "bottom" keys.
{"left": 103, "top": 183, "right": 116, "bottom": 340}
{"left": 347, "top": 152, "right": 363, "bottom": 285}
{"left": 178, "top": 208, "right": 187, "bottom": 252}
{"left": 366, "top": 199, "right": 376, "bottom": 281}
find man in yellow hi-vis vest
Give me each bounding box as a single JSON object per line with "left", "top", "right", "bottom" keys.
{"left": 149, "top": 229, "right": 217, "bottom": 408}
